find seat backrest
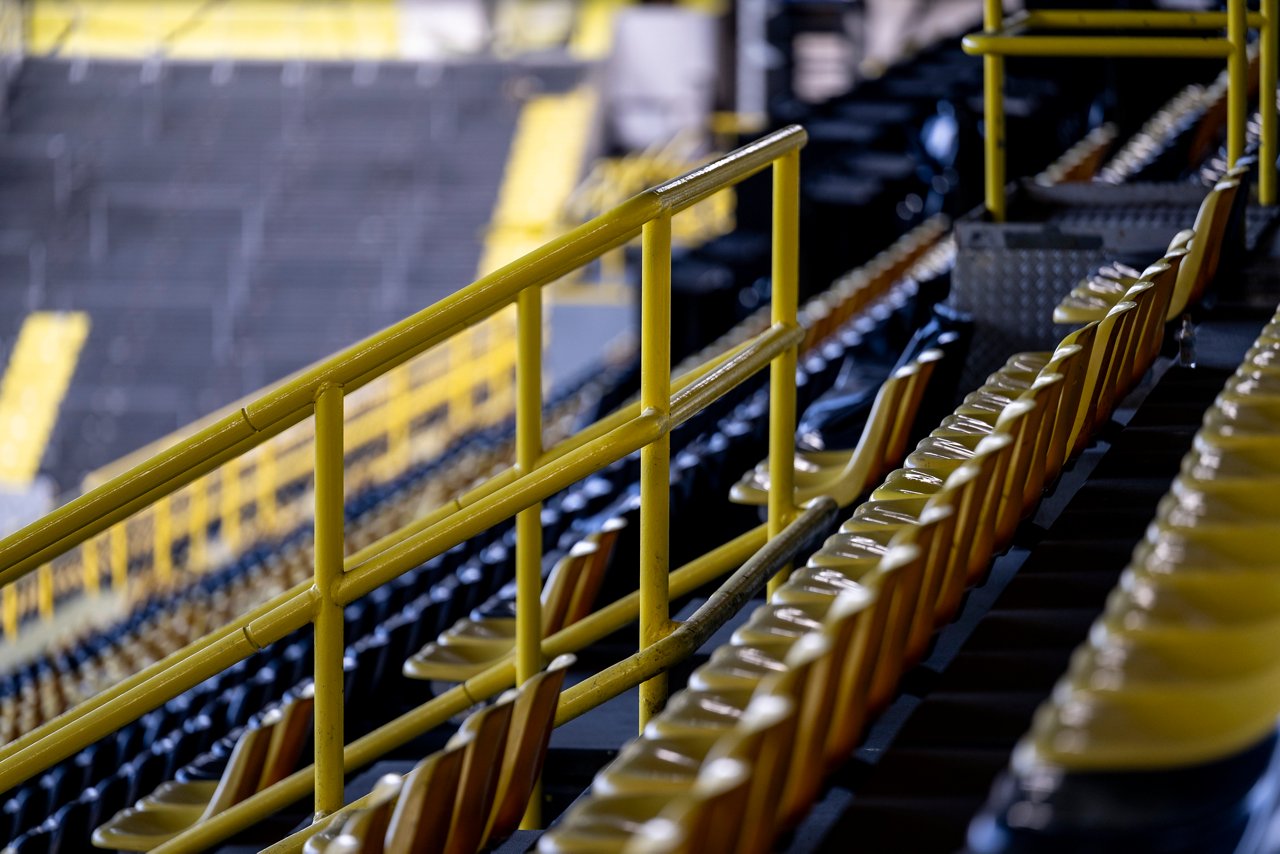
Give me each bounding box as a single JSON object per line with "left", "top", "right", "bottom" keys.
{"left": 564, "top": 517, "right": 627, "bottom": 627}
{"left": 337, "top": 774, "right": 403, "bottom": 854}
{"left": 885, "top": 349, "right": 945, "bottom": 467}
{"left": 824, "top": 361, "right": 921, "bottom": 507}
{"left": 1169, "top": 178, "right": 1241, "bottom": 317}
{"left": 1075, "top": 302, "right": 1135, "bottom": 437}
{"left": 746, "top": 633, "right": 831, "bottom": 831}
{"left": 1039, "top": 343, "right": 1085, "bottom": 478}
{"left": 383, "top": 744, "right": 467, "bottom": 854}
{"left": 441, "top": 692, "right": 516, "bottom": 854}
{"left": 990, "top": 398, "right": 1043, "bottom": 545}
{"left": 947, "top": 434, "right": 1011, "bottom": 583}
{"left": 1192, "top": 176, "right": 1242, "bottom": 303}
{"left": 1014, "top": 373, "right": 1065, "bottom": 515}
{"left": 815, "top": 588, "right": 879, "bottom": 772}
{"left": 200, "top": 719, "right": 275, "bottom": 819}
{"left": 705, "top": 694, "right": 796, "bottom": 854}
{"left": 1098, "top": 300, "right": 1140, "bottom": 421}
{"left": 619, "top": 758, "right": 753, "bottom": 854}
{"left": 1053, "top": 322, "right": 1101, "bottom": 458}
{"left": 483, "top": 654, "right": 576, "bottom": 847}
{"left": 257, "top": 685, "right": 315, "bottom": 791}
{"left": 893, "top": 509, "right": 953, "bottom": 667}
{"left": 541, "top": 545, "right": 596, "bottom": 636}
{"left": 916, "top": 502, "right": 963, "bottom": 624}
{"left": 861, "top": 544, "right": 925, "bottom": 715}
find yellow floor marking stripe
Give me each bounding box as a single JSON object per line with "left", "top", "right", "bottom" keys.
{"left": 0, "top": 312, "right": 89, "bottom": 487}
{"left": 477, "top": 87, "right": 597, "bottom": 277}
{"left": 29, "top": 0, "right": 402, "bottom": 61}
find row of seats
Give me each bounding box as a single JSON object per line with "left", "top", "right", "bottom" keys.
{"left": 1056, "top": 161, "right": 1248, "bottom": 327}
{"left": 969, "top": 301, "right": 1280, "bottom": 853}
{"left": 305, "top": 655, "right": 573, "bottom": 854}
{"left": 534, "top": 151, "right": 1240, "bottom": 852}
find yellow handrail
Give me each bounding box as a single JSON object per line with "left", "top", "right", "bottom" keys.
{"left": 2, "top": 319, "right": 519, "bottom": 637}
{"left": 964, "top": 0, "right": 1277, "bottom": 219}
{"left": 0, "top": 126, "right": 809, "bottom": 839}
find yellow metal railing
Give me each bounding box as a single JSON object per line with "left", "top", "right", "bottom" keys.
{"left": 1, "top": 319, "right": 519, "bottom": 639}
{"left": 0, "top": 125, "right": 809, "bottom": 847}
{"left": 964, "top": 0, "right": 1278, "bottom": 219}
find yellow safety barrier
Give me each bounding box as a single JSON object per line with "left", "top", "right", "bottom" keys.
{"left": 0, "top": 317, "right": 518, "bottom": 638}
{"left": 963, "top": 0, "right": 1278, "bottom": 218}
{"left": 0, "top": 126, "right": 809, "bottom": 846}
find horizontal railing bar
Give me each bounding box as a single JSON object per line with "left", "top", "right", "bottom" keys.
{"left": 339, "top": 333, "right": 770, "bottom": 570}
{"left": 335, "top": 412, "right": 667, "bottom": 605}
{"left": 0, "top": 413, "right": 665, "bottom": 786}
{"left": 0, "top": 588, "right": 318, "bottom": 793}
{"left": 0, "top": 126, "right": 806, "bottom": 589}
{"left": 1022, "top": 9, "right": 1264, "bottom": 29}
{"left": 556, "top": 497, "right": 838, "bottom": 725}
{"left": 669, "top": 322, "right": 804, "bottom": 428}
{"left": 963, "top": 32, "right": 1233, "bottom": 57}
{"left": 164, "top": 524, "right": 772, "bottom": 854}
{"left": 0, "top": 358, "right": 754, "bottom": 779}
{"left": 0, "top": 410, "right": 306, "bottom": 589}
{"left": 650, "top": 124, "right": 808, "bottom": 215}
{"left": 0, "top": 579, "right": 313, "bottom": 767}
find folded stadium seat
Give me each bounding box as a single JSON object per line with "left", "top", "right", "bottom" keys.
{"left": 543, "top": 758, "right": 753, "bottom": 854}
{"left": 1055, "top": 170, "right": 1246, "bottom": 326}
{"left": 93, "top": 685, "right": 314, "bottom": 850}
{"left": 967, "top": 307, "right": 1280, "bottom": 854}
{"left": 542, "top": 637, "right": 830, "bottom": 854}
{"left": 806, "top": 504, "right": 958, "bottom": 670}
{"left": 730, "top": 348, "right": 944, "bottom": 509}
{"left": 303, "top": 655, "right": 572, "bottom": 854}
{"left": 599, "top": 591, "right": 870, "bottom": 819}
{"left": 619, "top": 759, "right": 756, "bottom": 854}
{"left": 403, "top": 522, "right": 624, "bottom": 682}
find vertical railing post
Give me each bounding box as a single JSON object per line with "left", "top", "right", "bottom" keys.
{"left": 638, "top": 213, "right": 672, "bottom": 731}
{"left": 983, "top": 0, "right": 1007, "bottom": 221}
{"left": 1227, "top": 0, "right": 1248, "bottom": 169}
{"left": 154, "top": 497, "right": 172, "bottom": 583}
{"left": 190, "top": 480, "right": 208, "bottom": 571}
{"left": 387, "top": 367, "right": 413, "bottom": 478}
{"left": 2, "top": 586, "right": 15, "bottom": 638}
{"left": 312, "top": 384, "right": 346, "bottom": 818}
{"left": 258, "top": 445, "right": 278, "bottom": 536}
{"left": 1262, "top": 0, "right": 1278, "bottom": 205}
{"left": 515, "top": 284, "right": 545, "bottom": 826}
{"left": 82, "top": 536, "right": 99, "bottom": 596}
{"left": 221, "top": 457, "right": 241, "bottom": 551}
{"left": 37, "top": 565, "right": 52, "bottom": 621}
{"left": 110, "top": 523, "right": 127, "bottom": 592}
{"left": 767, "top": 149, "right": 801, "bottom": 598}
